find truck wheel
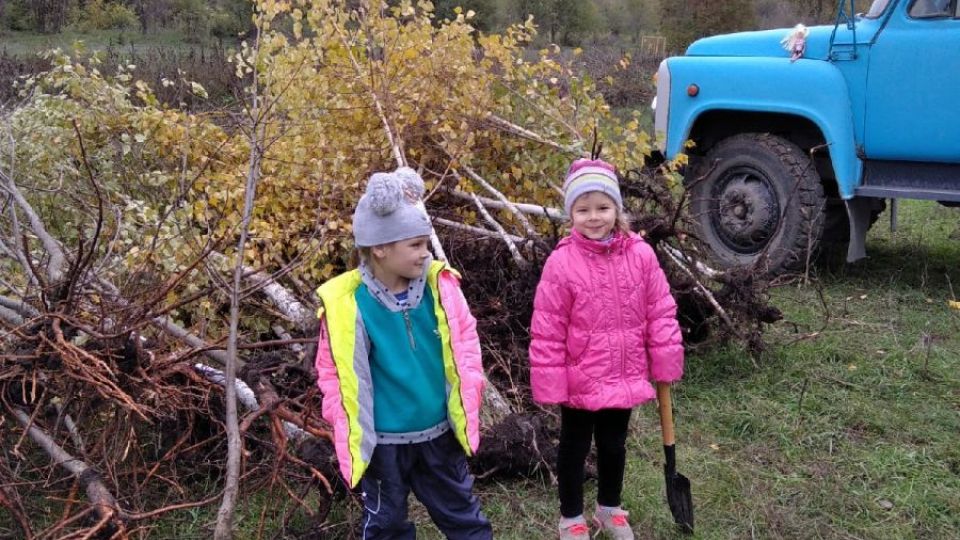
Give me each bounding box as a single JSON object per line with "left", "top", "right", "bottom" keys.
{"left": 688, "top": 133, "right": 826, "bottom": 275}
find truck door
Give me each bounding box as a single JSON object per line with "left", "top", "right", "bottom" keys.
{"left": 863, "top": 0, "right": 960, "bottom": 162}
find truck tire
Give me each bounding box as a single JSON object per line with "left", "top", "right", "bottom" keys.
{"left": 687, "top": 133, "right": 826, "bottom": 276}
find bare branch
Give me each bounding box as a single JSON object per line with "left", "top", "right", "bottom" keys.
{"left": 445, "top": 189, "right": 567, "bottom": 221}
{"left": 0, "top": 294, "right": 39, "bottom": 318}
{"left": 433, "top": 218, "right": 526, "bottom": 243}
{"left": 661, "top": 244, "right": 722, "bottom": 280}
{"left": 271, "top": 324, "right": 304, "bottom": 360}
{"left": 11, "top": 408, "right": 125, "bottom": 525}
{"left": 61, "top": 412, "right": 86, "bottom": 457}
{"left": 1, "top": 200, "right": 42, "bottom": 289}
{"left": 194, "top": 363, "right": 260, "bottom": 411}
{"left": 485, "top": 115, "right": 581, "bottom": 154}
{"left": 193, "top": 363, "right": 307, "bottom": 441}
{"left": 86, "top": 271, "right": 232, "bottom": 369}
{"left": 457, "top": 165, "right": 541, "bottom": 241}
{"left": 0, "top": 304, "right": 24, "bottom": 326}
{"left": 470, "top": 193, "right": 527, "bottom": 266}
{"left": 0, "top": 170, "right": 67, "bottom": 282}
{"left": 661, "top": 245, "right": 737, "bottom": 332}
{"left": 217, "top": 9, "right": 267, "bottom": 535}
{"left": 151, "top": 314, "right": 231, "bottom": 366}
{"left": 0, "top": 484, "right": 33, "bottom": 540}
{"left": 418, "top": 200, "right": 449, "bottom": 262}
{"left": 208, "top": 251, "right": 312, "bottom": 330}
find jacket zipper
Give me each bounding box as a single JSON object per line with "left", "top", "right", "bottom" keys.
{"left": 606, "top": 247, "right": 626, "bottom": 379}
{"left": 402, "top": 310, "right": 417, "bottom": 350}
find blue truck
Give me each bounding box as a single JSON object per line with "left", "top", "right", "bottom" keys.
{"left": 653, "top": 0, "right": 960, "bottom": 274}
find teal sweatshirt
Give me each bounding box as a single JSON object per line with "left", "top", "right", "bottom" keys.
{"left": 355, "top": 284, "right": 447, "bottom": 434}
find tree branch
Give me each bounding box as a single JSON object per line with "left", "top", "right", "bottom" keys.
{"left": 208, "top": 251, "right": 312, "bottom": 331}
{"left": 661, "top": 243, "right": 721, "bottom": 280}
{"left": 0, "top": 293, "right": 39, "bottom": 318}
{"left": 151, "top": 314, "right": 230, "bottom": 366}
{"left": 485, "top": 115, "right": 581, "bottom": 154}
{"left": 660, "top": 245, "right": 737, "bottom": 332}
{"left": 0, "top": 304, "right": 24, "bottom": 326}
{"left": 193, "top": 363, "right": 308, "bottom": 441}
{"left": 445, "top": 189, "right": 567, "bottom": 221}
{"left": 216, "top": 10, "right": 267, "bottom": 534}
{"left": 457, "top": 165, "right": 541, "bottom": 241}
{"left": 433, "top": 218, "right": 526, "bottom": 243}
{"left": 327, "top": 5, "right": 405, "bottom": 167}
{"left": 0, "top": 170, "right": 67, "bottom": 283}
{"left": 11, "top": 408, "right": 124, "bottom": 525}
{"left": 470, "top": 193, "right": 527, "bottom": 266}
{"left": 325, "top": 6, "right": 450, "bottom": 261}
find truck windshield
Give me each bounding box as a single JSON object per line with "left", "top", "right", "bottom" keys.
{"left": 864, "top": 0, "right": 893, "bottom": 18}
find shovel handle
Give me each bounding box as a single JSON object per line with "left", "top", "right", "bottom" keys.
{"left": 657, "top": 382, "right": 676, "bottom": 447}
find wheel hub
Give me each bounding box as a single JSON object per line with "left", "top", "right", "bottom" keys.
{"left": 710, "top": 169, "right": 781, "bottom": 255}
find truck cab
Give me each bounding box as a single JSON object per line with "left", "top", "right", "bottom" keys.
{"left": 654, "top": 0, "right": 960, "bottom": 275}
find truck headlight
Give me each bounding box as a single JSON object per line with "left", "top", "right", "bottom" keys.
{"left": 654, "top": 60, "right": 670, "bottom": 148}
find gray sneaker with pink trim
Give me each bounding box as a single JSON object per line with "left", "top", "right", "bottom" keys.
{"left": 592, "top": 506, "right": 635, "bottom": 540}
{"left": 558, "top": 519, "right": 590, "bottom": 539}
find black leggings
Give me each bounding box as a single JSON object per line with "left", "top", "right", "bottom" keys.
{"left": 557, "top": 406, "right": 632, "bottom": 518}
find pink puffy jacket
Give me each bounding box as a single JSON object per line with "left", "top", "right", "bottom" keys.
{"left": 529, "top": 229, "right": 684, "bottom": 410}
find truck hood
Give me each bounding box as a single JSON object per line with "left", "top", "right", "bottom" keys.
{"left": 685, "top": 23, "right": 878, "bottom": 61}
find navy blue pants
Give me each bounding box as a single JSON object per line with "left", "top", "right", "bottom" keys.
{"left": 359, "top": 431, "right": 493, "bottom": 540}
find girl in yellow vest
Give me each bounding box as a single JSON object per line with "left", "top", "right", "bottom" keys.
{"left": 314, "top": 167, "right": 491, "bottom": 539}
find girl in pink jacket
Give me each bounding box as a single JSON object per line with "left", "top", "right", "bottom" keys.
{"left": 529, "top": 158, "right": 684, "bottom": 540}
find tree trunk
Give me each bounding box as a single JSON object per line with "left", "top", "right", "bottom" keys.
{"left": 213, "top": 14, "right": 266, "bottom": 539}
{"left": 136, "top": 0, "right": 150, "bottom": 34}
{"left": 34, "top": 0, "right": 69, "bottom": 33}
{"left": 213, "top": 127, "right": 260, "bottom": 540}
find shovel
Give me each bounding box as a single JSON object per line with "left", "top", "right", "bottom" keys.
{"left": 656, "top": 382, "right": 695, "bottom": 534}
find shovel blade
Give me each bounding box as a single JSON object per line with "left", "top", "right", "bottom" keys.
{"left": 665, "top": 470, "right": 694, "bottom": 534}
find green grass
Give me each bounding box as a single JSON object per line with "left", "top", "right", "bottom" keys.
{"left": 408, "top": 200, "right": 960, "bottom": 539}
{"left": 0, "top": 29, "right": 223, "bottom": 57}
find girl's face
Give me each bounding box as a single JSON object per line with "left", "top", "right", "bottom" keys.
{"left": 371, "top": 236, "right": 431, "bottom": 281}
{"left": 570, "top": 191, "right": 618, "bottom": 240}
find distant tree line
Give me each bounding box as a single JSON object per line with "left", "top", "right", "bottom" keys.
{"left": 0, "top": 0, "right": 253, "bottom": 42}
{"left": 0, "top": 0, "right": 842, "bottom": 52}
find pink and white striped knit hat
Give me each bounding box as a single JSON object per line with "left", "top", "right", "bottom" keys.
{"left": 562, "top": 158, "right": 622, "bottom": 216}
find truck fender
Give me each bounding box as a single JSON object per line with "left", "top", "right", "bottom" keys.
{"left": 661, "top": 56, "right": 862, "bottom": 199}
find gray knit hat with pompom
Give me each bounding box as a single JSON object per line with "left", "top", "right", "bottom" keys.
{"left": 352, "top": 167, "right": 432, "bottom": 247}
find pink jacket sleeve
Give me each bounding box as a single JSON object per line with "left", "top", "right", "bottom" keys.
{"left": 313, "top": 312, "right": 353, "bottom": 484}
{"left": 442, "top": 273, "right": 485, "bottom": 381}
{"left": 640, "top": 244, "right": 684, "bottom": 382}
{"left": 439, "top": 272, "right": 485, "bottom": 452}
{"left": 529, "top": 255, "right": 572, "bottom": 404}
